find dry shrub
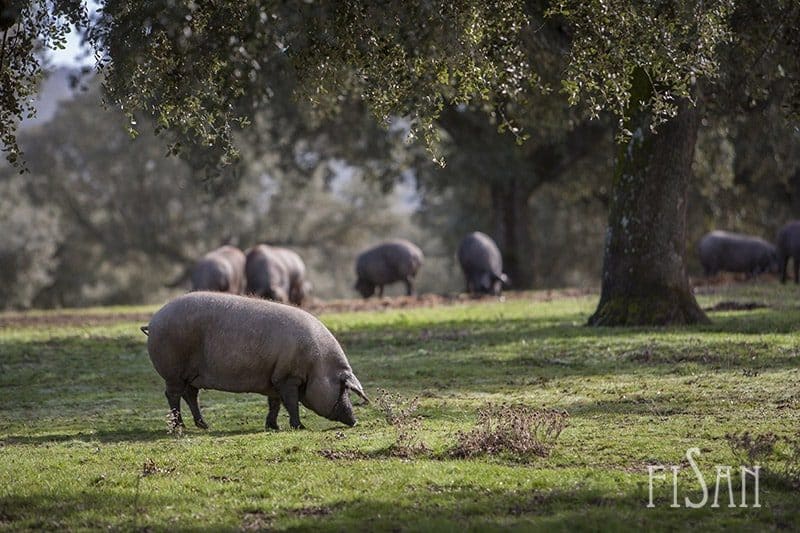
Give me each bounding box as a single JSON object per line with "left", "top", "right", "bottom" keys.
{"left": 375, "top": 388, "right": 430, "bottom": 457}
{"left": 452, "top": 404, "right": 569, "bottom": 460}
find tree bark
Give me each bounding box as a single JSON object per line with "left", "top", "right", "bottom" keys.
{"left": 588, "top": 74, "right": 709, "bottom": 326}
{"left": 491, "top": 177, "right": 535, "bottom": 289}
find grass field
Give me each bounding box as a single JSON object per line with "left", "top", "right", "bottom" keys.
{"left": 2, "top": 284, "right": 800, "bottom": 531}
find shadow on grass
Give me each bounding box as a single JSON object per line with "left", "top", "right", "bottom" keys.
{"left": 0, "top": 426, "right": 267, "bottom": 446}
{"left": 1, "top": 479, "right": 793, "bottom": 531}
{"left": 338, "top": 309, "right": 800, "bottom": 362}
{"left": 1, "top": 466, "right": 796, "bottom": 530}
{"left": 243, "top": 482, "right": 796, "bottom": 531}
{"left": 0, "top": 490, "right": 181, "bottom": 531}
{"left": 349, "top": 312, "right": 800, "bottom": 392}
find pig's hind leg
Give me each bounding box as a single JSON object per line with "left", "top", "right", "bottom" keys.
{"left": 794, "top": 257, "right": 800, "bottom": 284}
{"left": 164, "top": 382, "right": 185, "bottom": 430}
{"left": 266, "top": 396, "right": 281, "bottom": 430}
{"left": 182, "top": 384, "right": 208, "bottom": 429}
{"left": 404, "top": 276, "right": 415, "bottom": 296}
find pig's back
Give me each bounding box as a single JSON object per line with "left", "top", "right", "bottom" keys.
{"left": 146, "top": 292, "right": 331, "bottom": 394}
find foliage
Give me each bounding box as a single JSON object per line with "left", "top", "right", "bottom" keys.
{"left": 6, "top": 68, "right": 800, "bottom": 306}
{"left": 550, "top": 0, "right": 735, "bottom": 138}
{"left": 89, "top": 0, "right": 800, "bottom": 161}
{"left": 3, "top": 1, "right": 800, "bottom": 171}
{"left": 10, "top": 80, "right": 226, "bottom": 306}
{"left": 0, "top": 0, "right": 89, "bottom": 166}
{"left": 0, "top": 76, "right": 450, "bottom": 308}
{"left": 0, "top": 176, "right": 61, "bottom": 308}
{"left": 716, "top": 1, "right": 800, "bottom": 118}
{"left": 4, "top": 2, "right": 800, "bottom": 315}
{"left": 415, "top": 98, "right": 612, "bottom": 288}
{"left": 294, "top": 0, "right": 535, "bottom": 163}
{"left": 86, "top": 0, "right": 538, "bottom": 167}
{"left": 93, "top": 1, "right": 278, "bottom": 169}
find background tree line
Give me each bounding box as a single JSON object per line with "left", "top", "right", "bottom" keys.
{"left": 1, "top": 1, "right": 799, "bottom": 323}
{"left": 2, "top": 64, "right": 799, "bottom": 310}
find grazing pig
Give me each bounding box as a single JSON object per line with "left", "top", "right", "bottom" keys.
{"left": 245, "top": 245, "right": 309, "bottom": 306}
{"left": 777, "top": 220, "right": 800, "bottom": 283}
{"left": 190, "top": 245, "right": 246, "bottom": 294}
{"left": 354, "top": 239, "right": 424, "bottom": 298}
{"left": 142, "top": 292, "right": 368, "bottom": 430}
{"left": 697, "top": 230, "right": 778, "bottom": 277}
{"left": 457, "top": 232, "right": 510, "bottom": 295}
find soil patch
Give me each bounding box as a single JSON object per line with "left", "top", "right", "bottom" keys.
{"left": 0, "top": 288, "right": 597, "bottom": 328}
{"left": 304, "top": 287, "right": 595, "bottom": 315}
{"left": 0, "top": 311, "right": 153, "bottom": 329}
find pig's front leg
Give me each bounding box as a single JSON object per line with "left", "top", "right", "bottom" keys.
{"left": 277, "top": 378, "right": 305, "bottom": 430}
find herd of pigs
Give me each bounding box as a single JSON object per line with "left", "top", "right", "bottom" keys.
{"left": 190, "top": 221, "right": 800, "bottom": 304}
{"left": 699, "top": 221, "right": 800, "bottom": 281}
{"left": 188, "top": 230, "right": 510, "bottom": 304}
{"left": 142, "top": 223, "right": 800, "bottom": 432}
{"left": 142, "top": 231, "right": 509, "bottom": 431}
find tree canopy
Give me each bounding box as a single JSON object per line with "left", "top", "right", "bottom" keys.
{"left": 5, "top": 0, "right": 796, "bottom": 170}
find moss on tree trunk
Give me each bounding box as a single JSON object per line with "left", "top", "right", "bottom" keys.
{"left": 588, "top": 71, "right": 709, "bottom": 326}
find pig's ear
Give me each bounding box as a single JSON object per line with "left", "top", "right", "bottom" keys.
{"left": 343, "top": 374, "right": 369, "bottom": 404}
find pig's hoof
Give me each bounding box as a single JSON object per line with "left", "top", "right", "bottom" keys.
{"left": 194, "top": 419, "right": 209, "bottom": 430}
{"left": 290, "top": 423, "right": 306, "bottom": 430}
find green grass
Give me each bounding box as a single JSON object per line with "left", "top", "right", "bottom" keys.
{"left": 2, "top": 284, "right": 800, "bottom": 531}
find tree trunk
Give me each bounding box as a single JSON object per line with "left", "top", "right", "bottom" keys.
{"left": 790, "top": 169, "right": 800, "bottom": 215}
{"left": 588, "top": 74, "right": 709, "bottom": 326}
{"left": 490, "top": 177, "right": 535, "bottom": 289}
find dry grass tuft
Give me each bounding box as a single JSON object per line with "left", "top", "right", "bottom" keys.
{"left": 140, "top": 458, "right": 175, "bottom": 477}
{"left": 318, "top": 449, "right": 369, "bottom": 461}
{"left": 241, "top": 510, "right": 274, "bottom": 531}
{"left": 375, "top": 388, "right": 430, "bottom": 457}
{"left": 452, "top": 404, "right": 569, "bottom": 460}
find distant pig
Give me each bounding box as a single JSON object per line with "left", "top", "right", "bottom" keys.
{"left": 777, "top": 221, "right": 800, "bottom": 283}
{"left": 354, "top": 239, "right": 424, "bottom": 298}
{"left": 457, "top": 232, "right": 509, "bottom": 295}
{"left": 142, "top": 292, "right": 368, "bottom": 430}
{"left": 190, "top": 245, "right": 246, "bottom": 294}
{"left": 245, "top": 245, "right": 310, "bottom": 306}
{"left": 697, "top": 230, "right": 778, "bottom": 277}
